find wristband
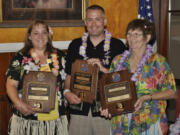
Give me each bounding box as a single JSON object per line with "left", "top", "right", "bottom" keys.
{"left": 63, "top": 89, "right": 70, "bottom": 96}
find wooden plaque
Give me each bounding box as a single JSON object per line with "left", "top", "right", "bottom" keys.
{"left": 99, "top": 70, "right": 137, "bottom": 115}
{"left": 71, "top": 59, "right": 99, "bottom": 103}
{"left": 22, "top": 71, "right": 57, "bottom": 113}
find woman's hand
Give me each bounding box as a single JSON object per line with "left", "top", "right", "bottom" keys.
{"left": 99, "top": 107, "right": 112, "bottom": 118}
{"left": 87, "top": 58, "right": 109, "bottom": 73}
{"left": 14, "top": 100, "right": 35, "bottom": 116}
{"left": 134, "top": 95, "right": 150, "bottom": 113}
{"left": 64, "top": 91, "right": 81, "bottom": 104}
{"left": 134, "top": 90, "right": 176, "bottom": 113}
{"left": 6, "top": 78, "right": 35, "bottom": 116}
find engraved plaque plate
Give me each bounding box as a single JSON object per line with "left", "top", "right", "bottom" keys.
{"left": 99, "top": 70, "right": 137, "bottom": 115}
{"left": 71, "top": 59, "right": 99, "bottom": 103}
{"left": 22, "top": 71, "right": 57, "bottom": 113}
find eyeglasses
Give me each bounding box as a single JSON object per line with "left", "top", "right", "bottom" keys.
{"left": 126, "top": 33, "right": 143, "bottom": 38}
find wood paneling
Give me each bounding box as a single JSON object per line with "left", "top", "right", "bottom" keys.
{"left": 152, "top": 0, "right": 160, "bottom": 52}
{"left": 0, "top": 1, "right": 168, "bottom": 59}
{"left": 0, "top": 53, "right": 14, "bottom": 135}
{"left": 0, "top": 98, "right": 12, "bottom": 135}
{"left": 0, "top": 0, "right": 138, "bottom": 43}
{"left": 89, "top": 0, "right": 138, "bottom": 38}
{"left": 152, "top": 0, "right": 169, "bottom": 59}
{"left": 0, "top": 27, "right": 85, "bottom": 43}
{"left": 159, "top": 0, "right": 169, "bottom": 59}
{"left": 0, "top": 53, "right": 11, "bottom": 92}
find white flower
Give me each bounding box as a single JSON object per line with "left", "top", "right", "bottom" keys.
{"left": 79, "top": 46, "right": 86, "bottom": 55}
{"left": 61, "top": 57, "right": 66, "bottom": 68}
{"left": 18, "top": 93, "right": 22, "bottom": 98}
{"left": 58, "top": 91, "right": 62, "bottom": 99}
{"left": 104, "top": 43, "right": 110, "bottom": 51}
{"left": 60, "top": 70, "right": 67, "bottom": 80}
{"left": 23, "top": 65, "right": 30, "bottom": 71}
{"left": 57, "top": 91, "right": 62, "bottom": 105}
{"left": 47, "top": 58, "right": 52, "bottom": 64}
{"left": 12, "top": 60, "right": 20, "bottom": 67}
{"left": 24, "top": 61, "right": 40, "bottom": 71}
{"left": 31, "top": 52, "right": 37, "bottom": 58}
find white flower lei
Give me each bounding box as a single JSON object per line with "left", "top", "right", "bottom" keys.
{"left": 79, "top": 29, "right": 112, "bottom": 65}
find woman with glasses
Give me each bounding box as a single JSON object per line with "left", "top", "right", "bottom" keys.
{"left": 101, "top": 19, "right": 176, "bottom": 135}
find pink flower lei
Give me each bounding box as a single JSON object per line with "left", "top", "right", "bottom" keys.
{"left": 114, "top": 44, "right": 153, "bottom": 82}
{"left": 79, "top": 29, "right": 112, "bottom": 65}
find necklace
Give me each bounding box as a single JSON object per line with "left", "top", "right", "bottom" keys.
{"left": 30, "top": 49, "right": 59, "bottom": 76}
{"left": 79, "top": 29, "right": 112, "bottom": 65}
{"left": 114, "top": 45, "right": 153, "bottom": 82}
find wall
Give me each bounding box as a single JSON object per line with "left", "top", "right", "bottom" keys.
{"left": 0, "top": 0, "right": 138, "bottom": 43}
{"left": 0, "top": 1, "right": 138, "bottom": 135}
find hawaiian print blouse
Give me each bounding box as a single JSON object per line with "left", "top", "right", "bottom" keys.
{"left": 6, "top": 49, "right": 67, "bottom": 119}
{"left": 110, "top": 53, "right": 176, "bottom": 135}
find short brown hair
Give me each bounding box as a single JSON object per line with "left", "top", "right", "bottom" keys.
{"left": 86, "top": 5, "right": 105, "bottom": 15}
{"left": 126, "top": 19, "right": 155, "bottom": 41}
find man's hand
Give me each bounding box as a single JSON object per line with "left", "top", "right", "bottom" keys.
{"left": 87, "top": 58, "right": 109, "bottom": 73}
{"left": 64, "top": 91, "right": 81, "bottom": 104}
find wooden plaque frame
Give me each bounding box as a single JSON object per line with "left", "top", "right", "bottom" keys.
{"left": 70, "top": 59, "right": 99, "bottom": 103}
{"left": 22, "top": 71, "right": 57, "bottom": 113}
{"left": 99, "top": 70, "right": 137, "bottom": 115}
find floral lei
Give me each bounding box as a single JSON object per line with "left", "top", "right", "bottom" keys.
{"left": 30, "top": 49, "right": 59, "bottom": 76}
{"left": 79, "top": 29, "right": 112, "bottom": 65}
{"left": 114, "top": 44, "right": 153, "bottom": 82}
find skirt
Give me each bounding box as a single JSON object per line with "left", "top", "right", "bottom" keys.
{"left": 8, "top": 114, "right": 68, "bottom": 135}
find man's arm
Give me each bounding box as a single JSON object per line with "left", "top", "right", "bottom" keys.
{"left": 64, "top": 74, "right": 81, "bottom": 104}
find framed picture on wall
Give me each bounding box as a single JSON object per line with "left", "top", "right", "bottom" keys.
{"left": 0, "top": 0, "right": 88, "bottom": 27}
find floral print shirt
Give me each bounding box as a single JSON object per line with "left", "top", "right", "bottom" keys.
{"left": 110, "top": 53, "right": 176, "bottom": 135}
{"left": 6, "top": 49, "right": 67, "bottom": 119}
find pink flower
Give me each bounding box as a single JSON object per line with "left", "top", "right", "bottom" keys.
{"left": 22, "top": 57, "right": 32, "bottom": 64}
